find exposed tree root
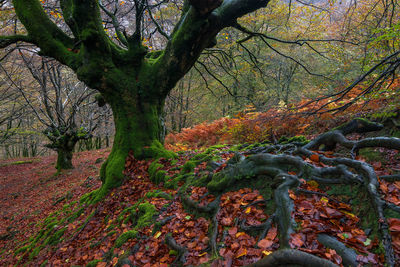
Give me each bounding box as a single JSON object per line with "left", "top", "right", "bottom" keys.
{"left": 317, "top": 234, "right": 359, "bottom": 267}
{"left": 67, "top": 207, "right": 98, "bottom": 243}
{"left": 256, "top": 214, "right": 275, "bottom": 244}
{"left": 274, "top": 174, "right": 299, "bottom": 248}
{"left": 245, "top": 248, "right": 337, "bottom": 267}
{"left": 181, "top": 194, "right": 220, "bottom": 214}
{"left": 210, "top": 205, "right": 220, "bottom": 257}
{"left": 165, "top": 234, "right": 187, "bottom": 266}
{"left": 203, "top": 118, "right": 399, "bottom": 266}
{"left": 380, "top": 174, "right": 400, "bottom": 182}
{"left": 297, "top": 146, "right": 396, "bottom": 265}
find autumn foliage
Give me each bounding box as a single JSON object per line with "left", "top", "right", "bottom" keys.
{"left": 166, "top": 79, "right": 400, "bottom": 150}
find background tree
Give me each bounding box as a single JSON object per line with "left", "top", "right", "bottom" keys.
{"left": 2, "top": 53, "right": 106, "bottom": 171}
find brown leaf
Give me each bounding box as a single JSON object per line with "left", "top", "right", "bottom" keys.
{"left": 388, "top": 218, "right": 400, "bottom": 232}
{"left": 231, "top": 242, "right": 240, "bottom": 250}
{"left": 228, "top": 226, "right": 238, "bottom": 236}
{"left": 290, "top": 233, "right": 304, "bottom": 248}
{"left": 221, "top": 217, "right": 233, "bottom": 226}
{"left": 266, "top": 227, "right": 278, "bottom": 240}
{"left": 258, "top": 239, "right": 273, "bottom": 250}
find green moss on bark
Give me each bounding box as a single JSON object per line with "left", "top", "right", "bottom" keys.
{"left": 145, "top": 190, "right": 172, "bottom": 200}
{"left": 181, "top": 161, "right": 196, "bottom": 173}
{"left": 114, "top": 202, "right": 157, "bottom": 248}
{"left": 115, "top": 230, "right": 138, "bottom": 248}
{"left": 56, "top": 148, "right": 74, "bottom": 171}
{"left": 149, "top": 161, "right": 164, "bottom": 178}
{"left": 86, "top": 259, "right": 102, "bottom": 267}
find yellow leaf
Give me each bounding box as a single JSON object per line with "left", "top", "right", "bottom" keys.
{"left": 198, "top": 252, "right": 207, "bottom": 256}
{"left": 343, "top": 211, "right": 356, "bottom": 218}
{"left": 154, "top": 231, "right": 162, "bottom": 239}
{"left": 245, "top": 207, "right": 251, "bottom": 214}
{"left": 262, "top": 250, "right": 272, "bottom": 256}
{"left": 236, "top": 248, "right": 247, "bottom": 258}
{"left": 320, "top": 197, "right": 329, "bottom": 203}
{"left": 236, "top": 232, "right": 246, "bottom": 238}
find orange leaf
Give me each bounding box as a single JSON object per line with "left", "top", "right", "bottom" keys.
{"left": 310, "top": 154, "right": 319, "bottom": 162}
{"left": 236, "top": 247, "right": 247, "bottom": 258}
{"left": 231, "top": 242, "right": 240, "bottom": 250}
{"left": 236, "top": 232, "right": 246, "bottom": 238}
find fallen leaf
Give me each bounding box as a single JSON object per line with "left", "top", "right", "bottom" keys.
{"left": 262, "top": 250, "right": 272, "bottom": 256}
{"left": 236, "top": 247, "right": 247, "bottom": 258}
{"left": 310, "top": 154, "right": 319, "bottom": 162}
{"left": 154, "top": 231, "right": 162, "bottom": 238}
{"left": 258, "top": 239, "right": 273, "bottom": 250}
{"left": 228, "top": 226, "right": 238, "bottom": 235}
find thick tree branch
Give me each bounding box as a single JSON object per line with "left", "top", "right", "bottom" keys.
{"left": 154, "top": 0, "right": 271, "bottom": 96}
{"left": 60, "top": 0, "right": 80, "bottom": 38}
{"left": 214, "top": 0, "right": 270, "bottom": 27}
{"left": 0, "top": 34, "right": 32, "bottom": 48}
{"left": 12, "top": 0, "right": 77, "bottom": 67}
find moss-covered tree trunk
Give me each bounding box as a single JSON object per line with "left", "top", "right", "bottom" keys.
{"left": 98, "top": 89, "right": 166, "bottom": 196}
{"left": 56, "top": 147, "right": 74, "bottom": 170}
{"left": 52, "top": 135, "right": 80, "bottom": 171}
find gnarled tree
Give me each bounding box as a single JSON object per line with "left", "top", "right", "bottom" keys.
{"left": 2, "top": 54, "right": 104, "bottom": 171}
{"left": 0, "top": 0, "right": 270, "bottom": 197}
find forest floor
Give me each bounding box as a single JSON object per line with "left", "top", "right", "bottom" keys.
{"left": 0, "top": 148, "right": 109, "bottom": 259}
{"left": 0, "top": 127, "right": 399, "bottom": 266}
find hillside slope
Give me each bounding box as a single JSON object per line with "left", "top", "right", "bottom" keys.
{"left": 1, "top": 117, "right": 400, "bottom": 266}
